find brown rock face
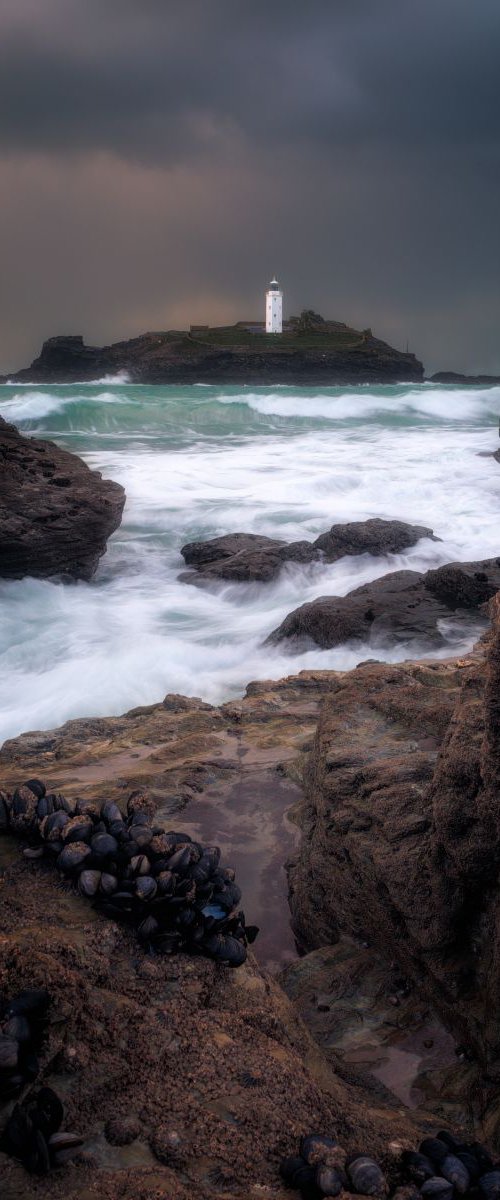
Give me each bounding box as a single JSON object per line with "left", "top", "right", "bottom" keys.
{"left": 0, "top": 676, "right": 424, "bottom": 1199}
{"left": 268, "top": 558, "right": 500, "bottom": 649}
{"left": 288, "top": 595, "right": 500, "bottom": 1108}
{"left": 181, "top": 519, "right": 435, "bottom": 585}
{"left": 0, "top": 416, "right": 125, "bottom": 580}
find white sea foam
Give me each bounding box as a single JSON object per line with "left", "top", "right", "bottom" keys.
{"left": 0, "top": 380, "right": 498, "bottom": 744}
{"left": 221, "top": 385, "right": 500, "bottom": 422}
{"left": 1, "top": 389, "right": 126, "bottom": 424}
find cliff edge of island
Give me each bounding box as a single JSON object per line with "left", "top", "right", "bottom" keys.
{"left": 2, "top": 317, "right": 424, "bottom": 386}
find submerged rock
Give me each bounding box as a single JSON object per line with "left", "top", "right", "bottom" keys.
{"left": 181, "top": 519, "right": 436, "bottom": 585}
{"left": 0, "top": 415, "right": 125, "bottom": 580}
{"left": 267, "top": 557, "right": 500, "bottom": 648}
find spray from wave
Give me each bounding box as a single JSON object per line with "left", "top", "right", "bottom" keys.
{"left": 0, "top": 378, "right": 498, "bottom": 744}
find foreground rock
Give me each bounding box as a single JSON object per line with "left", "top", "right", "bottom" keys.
{"left": 0, "top": 681, "right": 427, "bottom": 1199}
{"left": 268, "top": 558, "right": 500, "bottom": 649}
{"left": 0, "top": 417, "right": 125, "bottom": 580}
{"left": 2, "top": 323, "right": 424, "bottom": 386}
{"left": 287, "top": 593, "right": 500, "bottom": 1139}
{"left": 181, "top": 519, "right": 436, "bottom": 585}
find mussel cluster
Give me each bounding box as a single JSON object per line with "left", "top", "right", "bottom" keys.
{"left": 4, "top": 1086, "right": 84, "bottom": 1175}
{"left": 280, "top": 1134, "right": 385, "bottom": 1199}
{"left": 0, "top": 987, "right": 50, "bottom": 1102}
{"left": 280, "top": 1130, "right": 500, "bottom": 1200}
{"left": 0, "top": 779, "right": 258, "bottom": 966}
{"left": 402, "top": 1131, "right": 500, "bottom": 1200}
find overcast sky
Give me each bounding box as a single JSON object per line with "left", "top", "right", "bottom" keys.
{"left": 1, "top": 0, "right": 499, "bottom": 373}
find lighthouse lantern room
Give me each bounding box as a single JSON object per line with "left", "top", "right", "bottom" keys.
{"left": 265, "top": 277, "right": 283, "bottom": 333}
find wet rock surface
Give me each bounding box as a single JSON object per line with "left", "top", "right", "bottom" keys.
{"left": 181, "top": 520, "right": 436, "bottom": 585}
{"left": 287, "top": 596, "right": 500, "bottom": 1139}
{"left": 0, "top": 416, "right": 125, "bottom": 580}
{"left": 0, "top": 834, "right": 424, "bottom": 1200}
{"left": 267, "top": 559, "right": 500, "bottom": 649}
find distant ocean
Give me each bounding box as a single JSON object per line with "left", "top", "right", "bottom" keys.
{"left": 0, "top": 379, "right": 498, "bottom": 744}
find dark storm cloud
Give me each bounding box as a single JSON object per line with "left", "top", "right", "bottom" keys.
{"left": 0, "top": 0, "right": 500, "bottom": 373}
{"left": 1, "top": 0, "right": 499, "bottom": 161}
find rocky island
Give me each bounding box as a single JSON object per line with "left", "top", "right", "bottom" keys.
{"left": 2, "top": 315, "right": 424, "bottom": 386}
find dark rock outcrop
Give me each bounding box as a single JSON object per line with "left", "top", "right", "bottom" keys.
{"left": 313, "top": 518, "right": 437, "bottom": 560}
{"left": 181, "top": 519, "right": 435, "bottom": 585}
{"left": 0, "top": 416, "right": 125, "bottom": 580}
{"left": 430, "top": 371, "right": 500, "bottom": 385}
{"left": 2, "top": 324, "right": 424, "bottom": 386}
{"left": 287, "top": 593, "right": 500, "bottom": 1136}
{"left": 268, "top": 558, "right": 500, "bottom": 649}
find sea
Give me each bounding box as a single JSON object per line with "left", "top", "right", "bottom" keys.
{"left": 0, "top": 378, "right": 499, "bottom": 747}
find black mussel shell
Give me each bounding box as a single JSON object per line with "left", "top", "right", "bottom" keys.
{"left": 156, "top": 870, "right": 175, "bottom": 894}
{"left": 244, "top": 924, "right": 259, "bottom": 944}
{"left": 436, "top": 1132, "right": 463, "bottom": 1151}
{"left": 108, "top": 819, "right": 127, "bottom": 840}
{"left": 34, "top": 1087, "right": 64, "bottom": 1138}
{"left": 421, "top": 1179, "right": 454, "bottom": 1200}
{"left": 457, "top": 1152, "right": 481, "bottom": 1182}
{"left": 202, "top": 933, "right": 247, "bottom": 966}
{"left": 138, "top": 915, "right": 159, "bottom": 942}
{"left": 6, "top": 988, "right": 50, "bottom": 1018}
{"left": 53, "top": 794, "right": 76, "bottom": 815}
{"left": 175, "top": 877, "right": 196, "bottom": 901}
{"left": 57, "top": 841, "right": 91, "bottom": 873}
{"left": 135, "top": 875, "right": 157, "bottom": 901}
{"left": 19, "top": 1051, "right": 40, "bottom": 1082}
{"left": 280, "top": 1154, "right": 307, "bottom": 1183}
{"left": 78, "top": 869, "right": 102, "bottom": 897}
{"left": 316, "top": 1164, "right": 344, "bottom": 1196}
{"left": 403, "top": 1151, "right": 436, "bottom": 1184}
{"left": 6, "top": 1104, "right": 31, "bottom": 1153}
{"left": 101, "top": 800, "right": 122, "bottom": 825}
{"left": 36, "top": 795, "right": 54, "bottom": 819}
{"left": 24, "top": 779, "right": 46, "bottom": 800}
{"left": 133, "top": 826, "right": 153, "bottom": 848}
{"left": 62, "top": 815, "right": 93, "bottom": 844}
{"left": 0, "top": 1035, "right": 19, "bottom": 1070}
{"left": 166, "top": 846, "right": 192, "bottom": 873}
{"left": 301, "top": 1135, "right": 340, "bottom": 1167}
{"left": 479, "top": 1172, "right": 500, "bottom": 1200}
{"left": 26, "top": 1128, "right": 51, "bottom": 1175}
{"left": 3, "top": 1014, "right": 31, "bottom": 1043}
{"left": 440, "top": 1153, "right": 470, "bottom": 1194}
{"left": 42, "top": 810, "right": 69, "bottom": 839}
{"left": 153, "top": 932, "right": 182, "bottom": 954}
{"left": 472, "top": 1145, "right": 494, "bottom": 1174}
{"left": 128, "top": 809, "right": 151, "bottom": 827}
{"left": 100, "top": 872, "right": 118, "bottom": 896}
{"left": 164, "top": 830, "right": 193, "bottom": 845}
{"left": 420, "top": 1140, "right": 449, "bottom": 1167}
{"left": 90, "top": 832, "right": 118, "bottom": 858}
{"left": 0, "top": 792, "right": 11, "bottom": 828}
{"left": 130, "top": 854, "right": 151, "bottom": 876}
{"left": 347, "top": 1155, "right": 386, "bottom": 1195}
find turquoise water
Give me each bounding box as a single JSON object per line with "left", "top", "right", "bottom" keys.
{"left": 0, "top": 379, "right": 498, "bottom": 744}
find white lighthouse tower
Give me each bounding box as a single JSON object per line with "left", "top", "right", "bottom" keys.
{"left": 265, "top": 277, "right": 283, "bottom": 333}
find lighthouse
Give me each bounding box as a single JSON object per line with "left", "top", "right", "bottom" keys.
{"left": 265, "top": 277, "right": 283, "bottom": 333}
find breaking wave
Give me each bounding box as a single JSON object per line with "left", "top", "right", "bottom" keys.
{"left": 0, "top": 378, "right": 498, "bottom": 744}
